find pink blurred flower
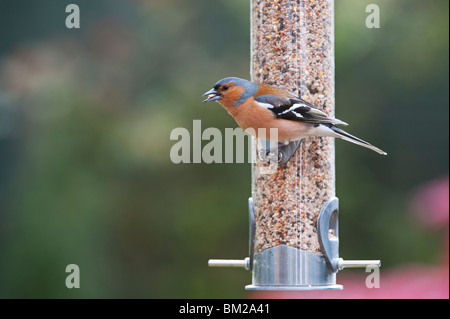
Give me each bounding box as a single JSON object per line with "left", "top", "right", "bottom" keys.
{"left": 411, "top": 176, "right": 449, "bottom": 228}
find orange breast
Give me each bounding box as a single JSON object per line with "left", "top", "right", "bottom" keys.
{"left": 225, "top": 98, "right": 312, "bottom": 142}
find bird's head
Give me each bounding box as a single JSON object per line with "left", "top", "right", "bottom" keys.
{"left": 202, "top": 77, "right": 258, "bottom": 107}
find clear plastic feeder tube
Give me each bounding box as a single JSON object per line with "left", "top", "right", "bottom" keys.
{"left": 249, "top": 0, "right": 337, "bottom": 289}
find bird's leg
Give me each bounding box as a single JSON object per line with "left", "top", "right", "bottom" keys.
{"left": 257, "top": 139, "right": 302, "bottom": 165}
{"left": 257, "top": 139, "right": 279, "bottom": 163}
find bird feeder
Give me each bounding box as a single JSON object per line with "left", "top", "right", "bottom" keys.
{"left": 208, "top": 0, "right": 380, "bottom": 290}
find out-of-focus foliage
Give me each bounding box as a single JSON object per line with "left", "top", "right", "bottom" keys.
{"left": 0, "top": 0, "right": 448, "bottom": 298}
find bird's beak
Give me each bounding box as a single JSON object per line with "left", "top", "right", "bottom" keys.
{"left": 202, "top": 88, "right": 221, "bottom": 102}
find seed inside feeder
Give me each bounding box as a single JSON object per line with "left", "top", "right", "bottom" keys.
{"left": 251, "top": 0, "right": 335, "bottom": 254}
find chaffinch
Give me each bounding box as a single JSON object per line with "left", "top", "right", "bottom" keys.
{"left": 202, "top": 77, "right": 386, "bottom": 155}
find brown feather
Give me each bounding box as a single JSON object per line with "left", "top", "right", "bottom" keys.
{"left": 219, "top": 97, "right": 312, "bottom": 142}
{"left": 255, "top": 83, "right": 296, "bottom": 98}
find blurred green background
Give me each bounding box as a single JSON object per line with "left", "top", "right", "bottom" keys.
{"left": 0, "top": 0, "right": 448, "bottom": 298}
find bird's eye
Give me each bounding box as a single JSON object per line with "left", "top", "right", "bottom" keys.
{"left": 222, "top": 85, "right": 230, "bottom": 91}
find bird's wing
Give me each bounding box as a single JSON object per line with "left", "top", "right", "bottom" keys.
{"left": 254, "top": 94, "right": 348, "bottom": 126}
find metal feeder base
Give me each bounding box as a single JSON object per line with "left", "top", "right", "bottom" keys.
{"left": 245, "top": 245, "right": 342, "bottom": 291}
{"left": 245, "top": 284, "right": 343, "bottom": 291}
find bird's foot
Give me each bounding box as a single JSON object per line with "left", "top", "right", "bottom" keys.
{"left": 257, "top": 140, "right": 302, "bottom": 165}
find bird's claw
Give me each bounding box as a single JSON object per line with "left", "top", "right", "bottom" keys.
{"left": 257, "top": 140, "right": 302, "bottom": 165}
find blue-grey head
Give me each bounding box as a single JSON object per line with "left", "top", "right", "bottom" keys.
{"left": 202, "top": 77, "right": 258, "bottom": 106}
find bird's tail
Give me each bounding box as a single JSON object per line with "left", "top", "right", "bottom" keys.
{"left": 329, "top": 125, "right": 387, "bottom": 155}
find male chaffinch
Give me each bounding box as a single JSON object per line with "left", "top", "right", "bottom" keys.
{"left": 202, "top": 77, "right": 387, "bottom": 155}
